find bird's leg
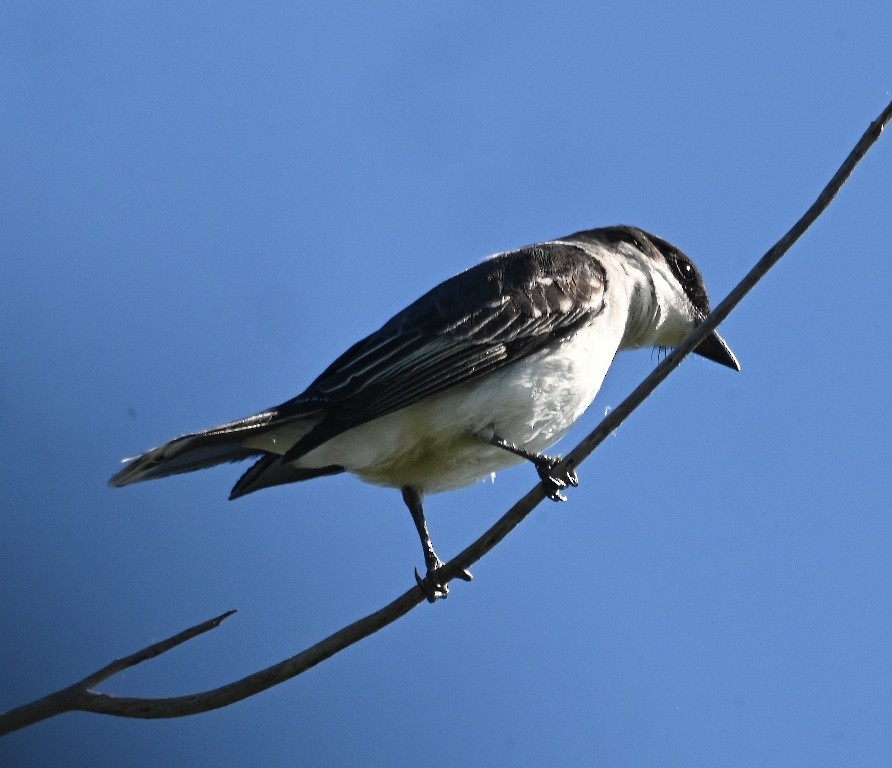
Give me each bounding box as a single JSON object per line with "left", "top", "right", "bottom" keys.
{"left": 401, "top": 486, "right": 472, "bottom": 603}
{"left": 479, "top": 431, "right": 579, "bottom": 502}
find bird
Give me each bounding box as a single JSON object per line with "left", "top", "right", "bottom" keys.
{"left": 110, "top": 225, "right": 739, "bottom": 600}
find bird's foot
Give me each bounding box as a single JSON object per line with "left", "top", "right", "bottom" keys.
{"left": 534, "top": 455, "right": 579, "bottom": 502}
{"left": 415, "top": 563, "right": 449, "bottom": 602}
{"left": 414, "top": 561, "right": 474, "bottom": 603}
{"left": 476, "top": 433, "right": 579, "bottom": 502}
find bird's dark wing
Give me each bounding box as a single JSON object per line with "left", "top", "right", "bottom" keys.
{"left": 279, "top": 240, "right": 607, "bottom": 460}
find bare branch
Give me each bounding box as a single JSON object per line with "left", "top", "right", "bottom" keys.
{"left": 0, "top": 610, "right": 236, "bottom": 735}
{"left": 77, "top": 610, "right": 238, "bottom": 689}
{"left": 2, "top": 99, "right": 889, "bottom": 737}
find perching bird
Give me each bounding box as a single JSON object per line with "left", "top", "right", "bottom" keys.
{"left": 110, "top": 225, "right": 739, "bottom": 600}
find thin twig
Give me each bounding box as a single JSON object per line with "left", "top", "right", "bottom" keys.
{"left": 0, "top": 611, "right": 236, "bottom": 735}
{"left": 78, "top": 610, "right": 237, "bottom": 689}
{"left": 1, "top": 99, "right": 889, "bottom": 737}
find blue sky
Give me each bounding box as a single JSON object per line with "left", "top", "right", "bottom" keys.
{"left": 2, "top": 2, "right": 891, "bottom": 766}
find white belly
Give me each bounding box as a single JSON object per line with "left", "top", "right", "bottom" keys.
{"left": 297, "top": 319, "right": 622, "bottom": 493}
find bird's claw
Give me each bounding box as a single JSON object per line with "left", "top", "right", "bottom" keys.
{"left": 535, "top": 455, "right": 579, "bottom": 502}
{"left": 415, "top": 566, "right": 448, "bottom": 602}
{"left": 414, "top": 562, "right": 474, "bottom": 603}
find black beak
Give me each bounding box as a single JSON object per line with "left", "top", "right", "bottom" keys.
{"left": 693, "top": 329, "right": 740, "bottom": 371}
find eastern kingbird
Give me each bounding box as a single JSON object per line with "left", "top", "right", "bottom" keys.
{"left": 111, "top": 225, "right": 739, "bottom": 600}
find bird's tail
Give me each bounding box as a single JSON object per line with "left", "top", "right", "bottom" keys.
{"left": 108, "top": 409, "right": 315, "bottom": 488}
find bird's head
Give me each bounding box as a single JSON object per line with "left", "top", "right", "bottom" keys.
{"left": 578, "top": 226, "right": 740, "bottom": 371}
{"left": 643, "top": 230, "right": 740, "bottom": 371}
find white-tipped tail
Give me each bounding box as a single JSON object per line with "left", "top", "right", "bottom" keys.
{"left": 109, "top": 433, "right": 263, "bottom": 487}
{"left": 109, "top": 409, "right": 318, "bottom": 488}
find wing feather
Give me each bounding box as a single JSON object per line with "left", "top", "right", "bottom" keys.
{"left": 277, "top": 241, "right": 607, "bottom": 460}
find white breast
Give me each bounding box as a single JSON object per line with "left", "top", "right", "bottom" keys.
{"left": 297, "top": 304, "right": 628, "bottom": 493}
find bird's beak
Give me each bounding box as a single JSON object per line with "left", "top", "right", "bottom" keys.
{"left": 693, "top": 328, "right": 740, "bottom": 371}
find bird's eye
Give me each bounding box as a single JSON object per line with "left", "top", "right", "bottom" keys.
{"left": 665, "top": 250, "right": 710, "bottom": 316}
{"left": 671, "top": 255, "right": 696, "bottom": 286}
